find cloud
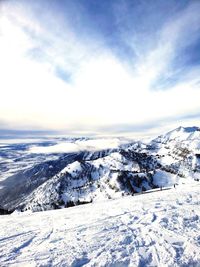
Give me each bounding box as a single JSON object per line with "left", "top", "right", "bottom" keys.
{"left": 125, "top": 1, "right": 200, "bottom": 91}
{"left": 0, "top": 0, "right": 200, "bottom": 137}
{"left": 29, "top": 138, "right": 130, "bottom": 154}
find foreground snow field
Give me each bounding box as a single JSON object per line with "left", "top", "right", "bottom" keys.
{"left": 0, "top": 183, "right": 200, "bottom": 267}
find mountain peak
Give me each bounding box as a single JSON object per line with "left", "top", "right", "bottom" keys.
{"left": 153, "top": 126, "right": 200, "bottom": 144}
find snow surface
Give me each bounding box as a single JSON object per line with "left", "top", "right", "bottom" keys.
{"left": 0, "top": 183, "right": 200, "bottom": 267}
{"left": 153, "top": 126, "right": 200, "bottom": 151}
{"left": 60, "top": 161, "right": 82, "bottom": 177}
{"left": 156, "top": 126, "right": 200, "bottom": 142}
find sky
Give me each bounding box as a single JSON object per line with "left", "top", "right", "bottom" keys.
{"left": 0, "top": 0, "right": 200, "bottom": 138}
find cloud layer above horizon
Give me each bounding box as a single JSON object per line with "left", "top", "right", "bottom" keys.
{"left": 0, "top": 0, "right": 200, "bottom": 137}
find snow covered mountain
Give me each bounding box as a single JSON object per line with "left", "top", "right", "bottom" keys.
{"left": 152, "top": 126, "right": 200, "bottom": 144}
{"left": 0, "top": 126, "right": 200, "bottom": 212}
{"left": 148, "top": 126, "right": 200, "bottom": 183}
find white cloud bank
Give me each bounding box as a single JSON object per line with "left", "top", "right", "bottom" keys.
{"left": 29, "top": 138, "right": 129, "bottom": 154}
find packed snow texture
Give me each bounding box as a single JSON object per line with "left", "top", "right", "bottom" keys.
{"left": 0, "top": 183, "right": 199, "bottom": 267}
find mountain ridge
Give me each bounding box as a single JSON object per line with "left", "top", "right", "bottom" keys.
{"left": 0, "top": 126, "right": 200, "bottom": 212}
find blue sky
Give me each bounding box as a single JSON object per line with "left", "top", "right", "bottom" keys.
{"left": 0, "top": 0, "right": 200, "bottom": 138}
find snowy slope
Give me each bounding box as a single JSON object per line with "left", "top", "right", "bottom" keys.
{"left": 152, "top": 126, "right": 200, "bottom": 144}
{"left": 147, "top": 126, "right": 200, "bottom": 185}
{"left": 0, "top": 182, "right": 199, "bottom": 267}
{"left": 150, "top": 126, "right": 200, "bottom": 155}
{"left": 17, "top": 150, "right": 157, "bottom": 212}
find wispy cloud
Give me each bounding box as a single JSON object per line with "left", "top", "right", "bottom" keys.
{"left": 0, "top": 0, "right": 200, "bottom": 137}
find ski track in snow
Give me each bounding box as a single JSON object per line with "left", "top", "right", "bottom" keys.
{"left": 0, "top": 184, "right": 200, "bottom": 267}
